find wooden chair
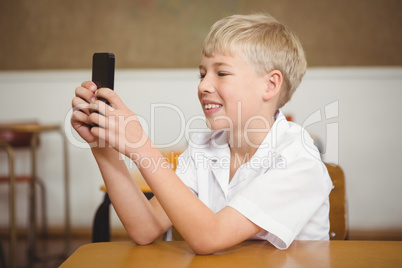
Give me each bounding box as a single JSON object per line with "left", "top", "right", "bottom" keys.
{"left": 326, "top": 163, "right": 348, "bottom": 240}
{"left": 0, "top": 122, "right": 47, "bottom": 268}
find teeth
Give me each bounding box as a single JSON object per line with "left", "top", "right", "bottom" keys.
{"left": 204, "top": 104, "right": 221, "bottom": 110}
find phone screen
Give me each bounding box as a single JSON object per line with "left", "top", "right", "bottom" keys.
{"left": 92, "top": 53, "right": 115, "bottom": 90}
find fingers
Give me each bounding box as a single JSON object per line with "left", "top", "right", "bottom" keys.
{"left": 71, "top": 108, "right": 105, "bottom": 141}
{"left": 75, "top": 85, "right": 122, "bottom": 112}
{"left": 88, "top": 111, "right": 107, "bottom": 129}
{"left": 71, "top": 109, "right": 92, "bottom": 126}
{"left": 95, "top": 88, "right": 124, "bottom": 108}
{"left": 74, "top": 83, "right": 114, "bottom": 116}
{"left": 87, "top": 99, "right": 116, "bottom": 117}
{"left": 75, "top": 85, "right": 96, "bottom": 105}
{"left": 81, "top": 81, "right": 98, "bottom": 93}
{"left": 89, "top": 125, "right": 107, "bottom": 142}
{"left": 72, "top": 98, "right": 109, "bottom": 129}
{"left": 72, "top": 96, "right": 91, "bottom": 115}
{"left": 89, "top": 115, "right": 121, "bottom": 149}
{"left": 89, "top": 118, "right": 112, "bottom": 145}
{"left": 73, "top": 88, "right": 116, "bottom": 128}
{"left": 74, "top": 81, "right": 98, "bottom": 106}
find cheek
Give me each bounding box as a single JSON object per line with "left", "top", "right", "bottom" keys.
{"left": 197, "top": 91, "right": 204, "bottom": 106}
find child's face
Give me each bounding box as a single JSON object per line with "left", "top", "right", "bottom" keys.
{"left": 198, "top": 52, "right": 269, "bottom": 131}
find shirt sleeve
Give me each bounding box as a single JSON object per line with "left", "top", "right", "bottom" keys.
{"left": 228, "top": 152, "right": 333, "bottom": 250}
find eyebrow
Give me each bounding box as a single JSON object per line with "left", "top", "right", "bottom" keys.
{"left": 199, "top": 62, "right": 231, "bottom": 69}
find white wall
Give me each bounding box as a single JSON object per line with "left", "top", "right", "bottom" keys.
{"left": 0, "top": 68, "right": 401, "bottom": 233}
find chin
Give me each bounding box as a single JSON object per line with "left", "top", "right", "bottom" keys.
{"left": 205, "top": 121, "right": 232, "bottom": 132}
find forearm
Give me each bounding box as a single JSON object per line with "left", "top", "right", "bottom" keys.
{"left": 91, "top": 147, "right": 170, "bottom": 244}
{"left": 73, "top": 83, "right": 171, "bottom": 243}
{"left": 132, "top": 142, "right": 229, "bottom": 253}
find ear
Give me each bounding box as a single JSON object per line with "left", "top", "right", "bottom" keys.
{"left": 262, "top": 70, "right": 282, "bottom": 102}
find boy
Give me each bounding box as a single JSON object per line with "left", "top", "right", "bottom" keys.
{"left": 71, "top": 14, "right": 333, "bottom": 254}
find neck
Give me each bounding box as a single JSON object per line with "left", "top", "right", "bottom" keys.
{"left": 227, "top": 112, "right": 276, "bottom": 159}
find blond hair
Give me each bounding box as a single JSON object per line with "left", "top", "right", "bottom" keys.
{"left": 202, "top": 14, "right": 307, "bottom": 108}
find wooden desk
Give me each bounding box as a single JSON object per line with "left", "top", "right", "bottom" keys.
{"left": 61, "top": 240, "right": 402, "bottom": 268}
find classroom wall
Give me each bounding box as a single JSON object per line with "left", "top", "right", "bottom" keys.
{"left": 0, "top": 68, "right": 401, "bottom": 235}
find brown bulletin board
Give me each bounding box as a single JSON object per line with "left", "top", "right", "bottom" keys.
{"left": 0, "top": 0, "right": 401, "bottom": 70}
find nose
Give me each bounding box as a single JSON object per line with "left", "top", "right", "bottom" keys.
{"left": 198, "top": 75, "right": 215, "bottom": 95}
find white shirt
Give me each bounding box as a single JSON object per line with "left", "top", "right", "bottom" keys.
{"left": 175, "top": 111, "right": 333, "bottom": 249}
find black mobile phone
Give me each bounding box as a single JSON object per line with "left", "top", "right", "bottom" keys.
{"left": 92, "top": 52, "right": 115, "bottom": 90}
{"left": 90, "top": 53, "right": 114, "bottom": 126}
{"left": 92, "top": 53, "right": 115, "bottom": 106}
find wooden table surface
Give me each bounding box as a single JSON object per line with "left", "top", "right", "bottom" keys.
{"left": 61, "top": 240, "right": 402, "bottom": 268}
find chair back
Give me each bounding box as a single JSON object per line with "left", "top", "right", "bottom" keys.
{"left": 325, "top": 163, "right": 348, "bottom": 240}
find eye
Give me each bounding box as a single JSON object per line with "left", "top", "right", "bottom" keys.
{"left": 218, "top": 72, "right": 228, "bottom": 77}
{"left": 199, "top": 73, "right": 206, "bottom": 79}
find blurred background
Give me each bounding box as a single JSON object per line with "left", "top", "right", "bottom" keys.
{"left": 0, "top": 0, "right": 401, "bottom": 266}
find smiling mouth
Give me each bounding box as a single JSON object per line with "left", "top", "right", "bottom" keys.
{"left": 204, "top": 104, "right": 222, "bottom": 110}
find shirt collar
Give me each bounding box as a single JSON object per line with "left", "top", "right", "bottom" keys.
{"left": 197, "top": 110, "right": 290, "bottom": 160}
{"left": 237, "top": 110, "right": 290, "bottom": 175}
{"left": 252, "top": 110, "right": 289, "bottom": 158}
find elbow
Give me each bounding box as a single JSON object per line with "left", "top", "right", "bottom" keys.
{"left": 192, "top": 247, "right": 215, "bottom": 255}
{"left": 127, "top": 230, "right": 160, "bottom": 246}
{"left": 182, "top": 226, "right": 227, "bottom": 255}
{"left": 187, "top": 238, "right": 220, "bottom": 255}
{"left": 132, "top": 237, "right": 154, "bottom": 246}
